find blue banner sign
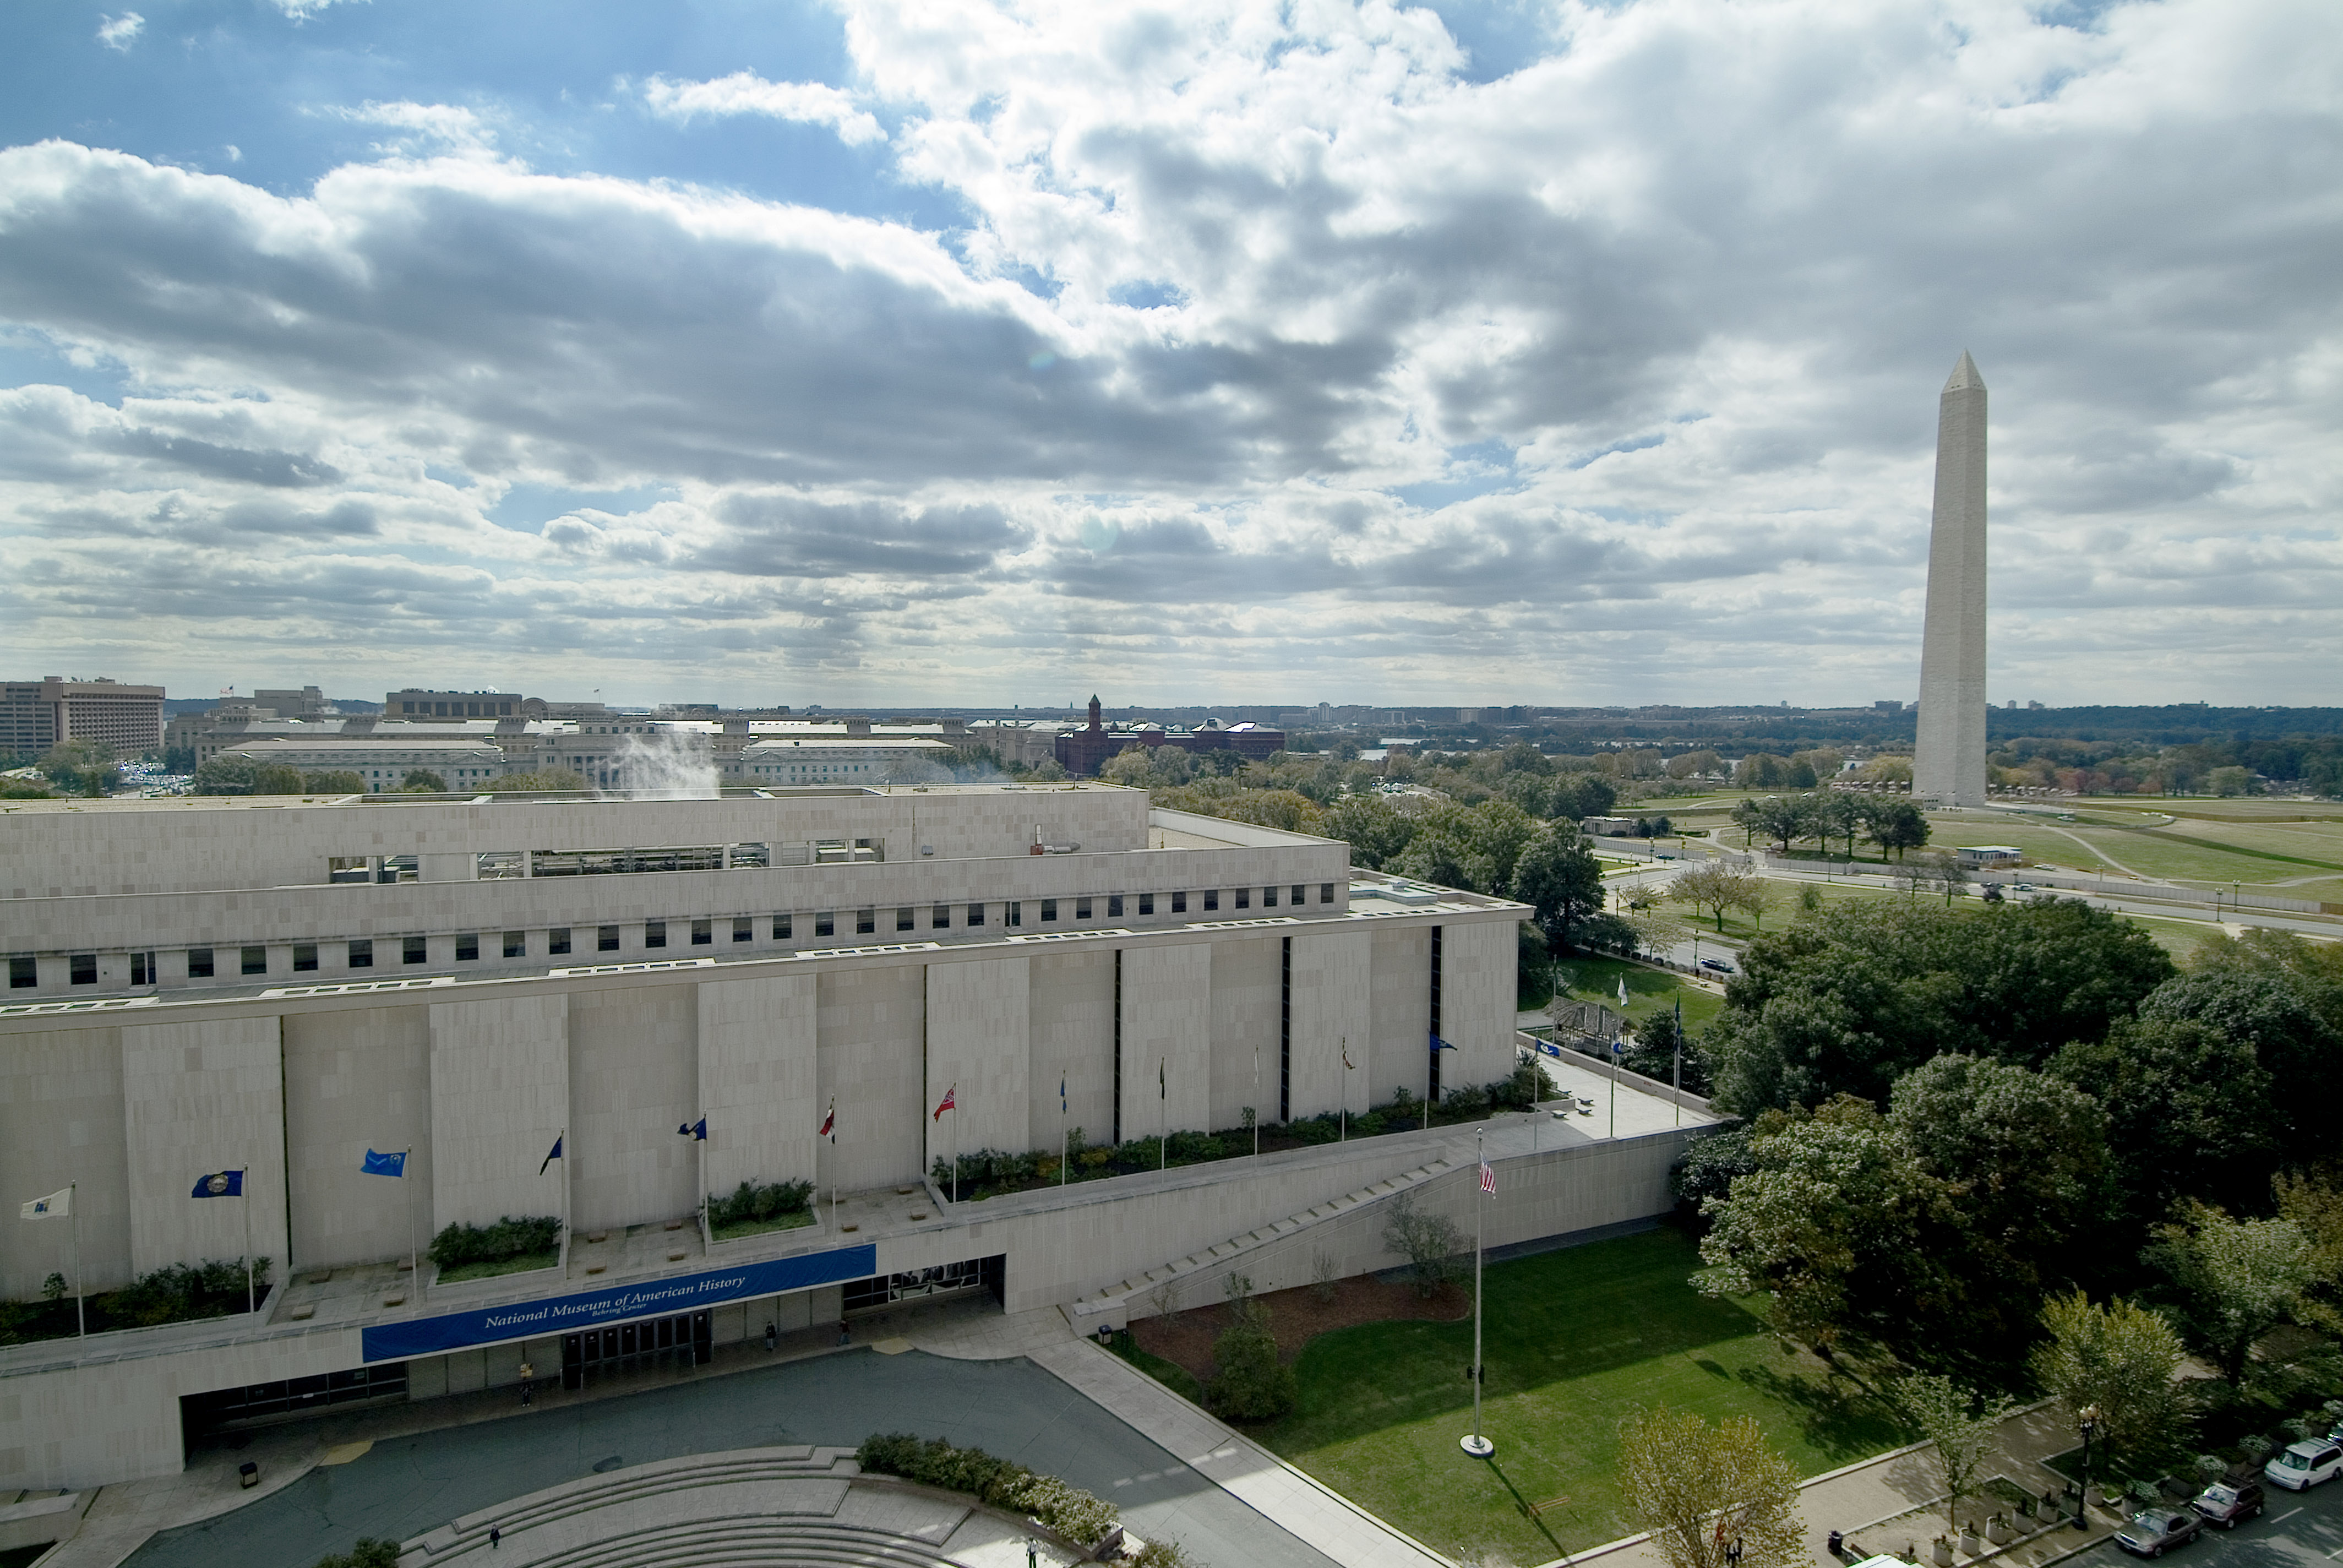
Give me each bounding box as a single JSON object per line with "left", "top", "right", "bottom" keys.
{"left": 361, "top": 1243, "right": 878, "bottom": 1362}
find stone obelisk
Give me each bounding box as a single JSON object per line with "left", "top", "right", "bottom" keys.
{"left": 1912, "top": 351, "right": 1988, "bottom": 807}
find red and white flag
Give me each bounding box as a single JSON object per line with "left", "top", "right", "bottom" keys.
{"left": 817, "top": 1101, "right": 835, "bottom": 1140}
{"left": 934, "top": 1085, "right": 956, "bottom": 1121}
{"left": 1479, "top": 1158, "right": 1496, "bottom": 1196}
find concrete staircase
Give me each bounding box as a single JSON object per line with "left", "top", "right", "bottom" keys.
{"left": 1067, "top": 1153, "right": 1457, "bottom": 1330}
{"left": 400, "top": 1446, "right": 1077, "bottom": 1568}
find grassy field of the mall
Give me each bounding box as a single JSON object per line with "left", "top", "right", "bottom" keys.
{"left": 1253, "top": 1226, "right": 1911, "bottom": 1565}
{"left": 1690, "top": 793, "right": 2343, "bottom": 895}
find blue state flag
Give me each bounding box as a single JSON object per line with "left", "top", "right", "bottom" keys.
{"left": 191, "top": 1169, "right": 243, "bottom": 1198}
{"left": 361, "top": 1148, "right": 407, "bottom": 1178}
{"left": 1429, "top": 1032, "right": 1458, "bottom": 1054}
{"left": 679, "top": 1115, "right": 707, "bottom": 1141}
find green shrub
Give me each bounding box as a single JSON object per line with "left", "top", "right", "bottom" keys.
{"left": 854, "top": 1433, "right": 1121, "bottom": 1545}
{"left": 1206, "top": 1306, "right": 1296, "bottom": 1421}
{"left": 427, "top": 1216, "right": 560, "bottom": 1271}
{"left": 314, "top": 1538, "right": 400, "bottom": 1568}
{"left": 109, "top": 1258, "right": 274, "bottom": 1326}
{"left": 705, "top": 1180, "right": 813, "bottom": 1229}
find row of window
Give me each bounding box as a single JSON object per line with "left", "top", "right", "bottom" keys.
{"left": 6, "top": 884, "right": 1342, "bottom": 988}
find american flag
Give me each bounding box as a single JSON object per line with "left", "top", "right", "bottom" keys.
{"left": 933, "top": 1085, "right": 956, "bottom": 1120}
{"left": 1479, "top": 1158, "right": 1496, "bottom": 1195}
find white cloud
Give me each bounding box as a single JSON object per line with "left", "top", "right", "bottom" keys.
{"left": 94, "top": 13, "right": 144, "bottom": 51}
{"left": 3, "top": 0, "right": 2341, "bottom": 705}
{"left": 640, "top": 72, "right": 888, "bottom": 146}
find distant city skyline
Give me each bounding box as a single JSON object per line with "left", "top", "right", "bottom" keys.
{"left": 3, "top": 1, "right": 2337, "bottom": 707}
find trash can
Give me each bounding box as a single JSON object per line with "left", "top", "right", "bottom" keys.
{"left": 238, "top": 1461, "right": 259, "bottom": 1489}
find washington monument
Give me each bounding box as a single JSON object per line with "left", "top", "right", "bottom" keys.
{"left": 1913, "top": 351, "right": 1988, "bottom": 807}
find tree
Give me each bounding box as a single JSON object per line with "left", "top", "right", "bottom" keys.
{"left": 314, "top": 1541, "right": 400, "bottom": 1568}
{"left": 1864, "top": 799, "right": 1930, "bottom": 860}
{"left": 1731, "top": 794, "right": 1814, "bottom": 854}
{"left": 1814, "top": 792, "right": 1863, "bottom": 858}
{"left": 2145, "top": 1201, "right": 2314, "bottom": 1384}
{"left": 1323, "top": 792, "right": 1412, "bottom": 869}
{"left": 2047, "top": 1019, "right": 2279, "bottom": 1227}
{"left": 1623, "top": 1006, "right": 1707, "bottom": 1095}
{"left": 1615, "top": 1407, "right": 1804, "bottom": 1568}
{"left": 1731, "top": 877, "right": 1776, "bottom": 934}
{"left": 302, "top": 770, "right": 366, "bottom": 793}
{"left": 1696, "top": 1098, "right": 1924, "bottom": 1353}
{"left": 1394, "top": 828, "right": 1493, "bottom": 894}
{"left": 2274, "top": 1168, "right": 2343, "bottom": 1333}
{"left": 1206, "top": 1293, "right": 1295, "bottom": 1420}
{"left": 192, "top": 753, "right": 262, "bottom": 793}
{"left": 1893, "top": 1375, "right": 2018, "bottom": 1528}
{"left": 1700, "top": 898, "right": 2173, "bottom": 1115}
{"left": 2028, "top": 1292, "right": 2194, "bottom": 1463}
{"left": 2138, "top": 968, "right": 2342, "bottom": 1152}
{"left": 1381, "top": 1191, "right": 1464, "bottom": 1298}
{"left": 36, "top": 739, "right": 119, "bottom": 796}
{"left": 400, "top": 769, "right": 448, "bottom": 793}
{"left": 253, "top": 763, "right": 305, "bottom": 795}
{"left": 1668, "top": 864, "right": 1756, "bottom": 934}
{"left": 1668, "top": 749, "right": 1724, "bottom": 781}
{"left": 1551, "top": 772, "right": 1617, "bottom": 821}
{"left": 1509, "top": 826, "right": 1605, "bottom": 952}
{"left": 1100, "top": 745, "right": 1155, "bottom": 787}
{"left": 1734, "top": 753, "right": 1793, "bottom": 789}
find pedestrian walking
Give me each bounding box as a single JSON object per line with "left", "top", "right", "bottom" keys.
{"left": 837, "top": 1317, "right": 849, "bottom": 1346}
{"left": 517, "top": 1360, "right": 533, "bottom": 1407}
{"left": 489, "top": 1526, "right": 500, "bottom": 1550}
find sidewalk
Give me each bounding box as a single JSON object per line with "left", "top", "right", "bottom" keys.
{"left": 897, "top": 1301, "right": 1452, "bottom": 1568}
{"left": 1543, "top": 1400, "right": 2119, "bottom": 1568}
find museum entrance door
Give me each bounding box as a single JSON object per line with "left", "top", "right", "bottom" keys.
{"left": 560, "top": 1309, "right": 711, "bottom": 1390}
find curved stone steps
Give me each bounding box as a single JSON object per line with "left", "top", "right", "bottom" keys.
{"left": 493, "top": 1518, "right": 971, "bottom": 1568}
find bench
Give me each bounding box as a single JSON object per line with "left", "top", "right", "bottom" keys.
{"left": 1521, "top": 1495, "right": 1571, "bottom": 1520}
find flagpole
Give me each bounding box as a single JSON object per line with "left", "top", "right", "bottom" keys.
{"left": 952, "top": 1089, "right": 960, "bottom": 1206}
{"left": 72, "top": 1182, "right": 84, "bottom": 1338}
{"left": 406, "top": 1146, "right": 418, "bottom": 1287}
{"left": 242, "top": 1164, "right": 254, "bottom": 1316}
{"left": 1461, "top": 1129, "right": 1492, "bottom": 1458}
{"left": 1672, "top": 997, "right": 1683, "bottom": 1129}
{"left": 1159, "top": 1058, "right": 1167, "bottom": 1172}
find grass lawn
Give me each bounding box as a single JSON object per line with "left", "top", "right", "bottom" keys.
{"left": 1109, "top": 1330, "right": 1206, "bottom": 1404}
{"left": 1546, "top": 956, "right": 1724, "bottom": 1035}
{"left": 1256, "top": 1227, "right": 1909, "bottom": 1564}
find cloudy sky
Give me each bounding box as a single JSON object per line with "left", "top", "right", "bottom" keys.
{"left": 2, "top": 0, "right": 2337, "bottom": 710}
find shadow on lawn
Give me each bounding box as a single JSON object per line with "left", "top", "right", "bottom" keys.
{"left": 1735, "top": 1362, "right": 1910, "bottom": 1463}
{"left": 1479, "top": 1454, "right": 1567, "bottom": 1562}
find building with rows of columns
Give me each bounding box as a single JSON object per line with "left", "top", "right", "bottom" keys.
{"left": 0, "top": 782, "right": 1704, "bottom": 1496}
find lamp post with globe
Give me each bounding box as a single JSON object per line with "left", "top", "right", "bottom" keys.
{"left": 2072, "top": 1404, "right": 2102, "bottom": 1531}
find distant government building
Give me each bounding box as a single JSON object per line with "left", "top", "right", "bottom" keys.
{"left": 0, "top": 781, "right": 1729, "bottom": 1496}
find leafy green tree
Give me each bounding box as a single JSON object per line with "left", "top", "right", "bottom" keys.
{"left": 1667, "top": 864, "right": 1755, "bottom": 934}
{"left": 1889, "top": 1054, "right": 2109, "bottom": 1313}
{"left": 1320, "top": 792, "right": 1412, "bottom": 869}
{"left": 1701, "top": 899, "right": 2173, "bottom": 1115}
{"left": 2138, "top": 969, "right": 2342, "bottom": 1151}
{"left": 1381, "top": 1191, "right": 1465, "bottom": 1297}
{"left": 1696, "top": 1097, "right": 1924, "bottom": 1353}
{"left": 2028, "top": 1291, "right": 2194, "bottom": 1463}
{"left": 313, "top": 1539, "right": 401, "bottom": 1568}
{"left": 253, "top": 763, "right": 305, "bottom": 794}
{"left": 1814, "top": 792, "right": 1863, "bottom": 857}
{"left": 192, "top": 754, "right": 261, "bottom": 793}
{"left": 302, "top": 770, "right": 366, "bottom": 793}
{"left": 1734, "top": 753, "right": 1792, "bottom": 788}
{"left": 1623, "top": 1005, "right": 1707, "bottom": 1095}
{"left": 2144, "top": 1201, "right": 2315, "bottom": 1384}
{"left": 1893, "top": 1375, "right": 2018, "bottom": 1528}
{"left": 1666, "top": 749, "right": 1723, "bottom": 781}
{"left": 2047, "top": 1018, "right": 2279, "bottom": 1226}
{"left": 1206, "top": 1298, "right": 1296, "bottom": 1420}
{"left": 1551, "top": 772, "right": 1618, "bottom": 821}
{"left": 1731, "top": 794, "right": 1813, "bottom": 853}
{"left": 1862, "top": 799, "right": 1931, "bottom": 859}
{"left": 1393, "top": 828, "right": 1492, "bottom": 893}
{"left": 1615, "top": 1407, "right": 1805, "bottom": 1568}
{"left": 1100, "top": 745, "right": 1155, "bottom": 787}
{"left": 1509, "top": 826, "right": 1605, "bottom": 952}
{"left": 37, "top": 739, "right": 121, "bottom": 796}
{"left": 2274, "top": 1168, "right": 2343, "bottom": 1334}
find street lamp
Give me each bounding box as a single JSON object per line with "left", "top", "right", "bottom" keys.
{"left": 2072, "top": 1404, "right": 2102, "bottom": 1531}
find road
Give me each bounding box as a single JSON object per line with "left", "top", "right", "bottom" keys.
{"left": 2069, "top": 1474, "right": 2343, "bottom": 1565}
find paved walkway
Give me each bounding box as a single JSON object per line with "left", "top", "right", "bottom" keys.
{"left": 59, "top": 1299, "right": 1363, "bottom": 1568}
{"left": 1546, "top": 1400, "right": 2122, "bottom": 1568}
{"left": 900, "top": 1303, "right": 1451, "bottom": 1568}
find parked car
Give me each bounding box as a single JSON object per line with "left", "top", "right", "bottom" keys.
{"left": 1699, "top": 957, "right": 1735, "bottom": 974}
{"left": 2114, "top": 1507, "right": 2201, "bottom": 1558}
{"left": 2264, "top": 1440, "right": 2343, "bottom": 1490}
{"left": 2013, "top": 881, "right": 2037, "bottom": 891}
{"left": 2189, "top": 1479, "right": 2263, "bottom": 1528}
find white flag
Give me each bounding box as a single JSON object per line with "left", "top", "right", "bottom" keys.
{"left": 1617, "top": 977, "right": 1630, "bottom": 1008}
{"left": 20, "top": 1186, "right": 70, "bottom": 1219}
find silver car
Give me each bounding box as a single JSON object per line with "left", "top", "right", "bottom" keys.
{"left": 2113, "top": 1508, "right": 2200, "bottom": 1558}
